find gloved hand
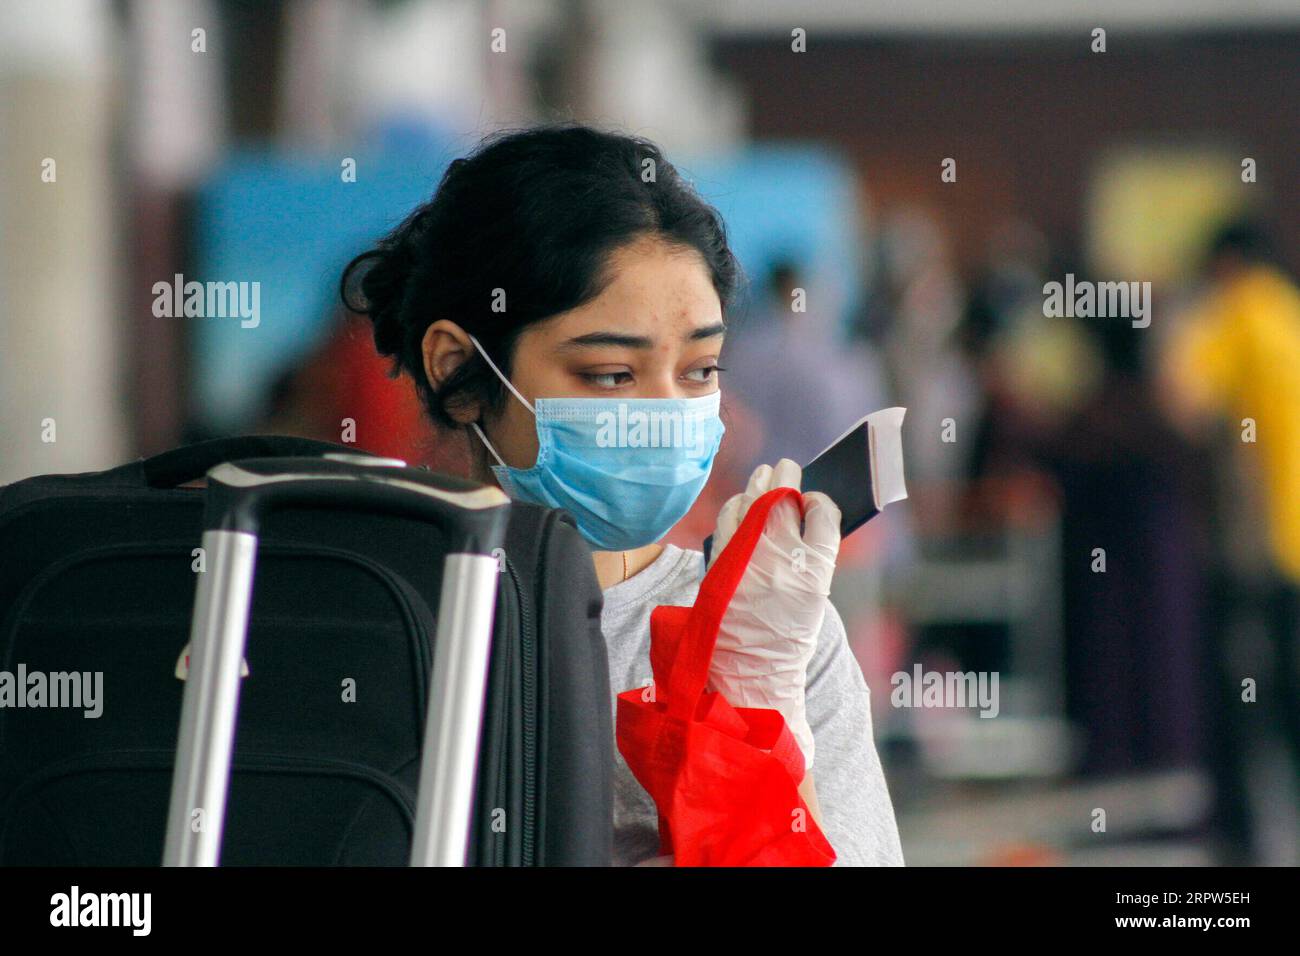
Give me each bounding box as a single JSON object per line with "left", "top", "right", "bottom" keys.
{"left": 705, "top": 459, "right": 841, "bottom": 770}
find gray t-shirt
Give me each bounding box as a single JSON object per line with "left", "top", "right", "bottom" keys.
{"left": 600, "top": 543, "right": 906, "bottom": 866}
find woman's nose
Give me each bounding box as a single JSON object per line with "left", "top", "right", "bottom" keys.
{"left": 637, "top": 378, "right": 691, "bottom": 400}
{"left": 633, "top": 355, "right": 720, "bottom": 400}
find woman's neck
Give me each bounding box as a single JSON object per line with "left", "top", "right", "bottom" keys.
{"left": 592, "top": 543, "right": 664, "bottom": 590}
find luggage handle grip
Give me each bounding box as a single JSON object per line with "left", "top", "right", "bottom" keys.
{"left": 141, "top": 436, "right": 364, "bottom": 488}
{"left": 204, "top": 461, "right": 509, "bottom": 556}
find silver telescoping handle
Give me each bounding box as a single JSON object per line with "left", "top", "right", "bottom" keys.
{"left": 410, "top": 552, "right": 501, "bottom": 866}
{"left": 163, "top": 458, "right": 510, "bottom": 867}
{"left": 162, "top": 529, "right": 258, "bottom": 867}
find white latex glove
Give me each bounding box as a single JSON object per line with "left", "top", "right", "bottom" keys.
{"left": 705, "top": 459, "right": 841, "bottom": 770}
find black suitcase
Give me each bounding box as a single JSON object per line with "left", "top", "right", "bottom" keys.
{"left": 0, "top": 436, "right": 613, "bottom": 866}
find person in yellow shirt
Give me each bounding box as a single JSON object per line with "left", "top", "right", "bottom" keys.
{"left": 1160, "top": 219, "right": 1300, "bottom": 861}
{"left": 1163, "top": 222, "right": 1300, "bottom": 584}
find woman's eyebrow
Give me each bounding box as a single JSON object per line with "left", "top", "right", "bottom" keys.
{"left": 556, "top": 331, "right": 654, "bottom": 351}
{"left": 556, "top": 322, "right": 725, "bottom": 351}
{"left": 687, "top": 321, "right": 726, "bottom": 341}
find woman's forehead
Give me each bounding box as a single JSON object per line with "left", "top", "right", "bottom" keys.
{"left": 532, "top": 244, "right": 723, "bottom": 347}
{"left": 532, "top": 308, "right": 725, "bottom": 352}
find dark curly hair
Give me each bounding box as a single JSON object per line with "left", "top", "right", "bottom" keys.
{"left": 340, "top": 124, "right": 741, "bottom": 430}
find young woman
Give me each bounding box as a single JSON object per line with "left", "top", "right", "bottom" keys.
{"left": 340, "top": 125, "right": 904, "bottom": 866}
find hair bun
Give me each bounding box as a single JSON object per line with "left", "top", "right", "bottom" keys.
{"left": 340, "top": 207, "right": 437, "bottom": 358}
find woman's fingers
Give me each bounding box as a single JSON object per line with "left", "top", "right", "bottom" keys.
{"left": 744, "top": 462, "right": 773, "bottom": 498}
{"left": 755, "top": 459, "right": 804, "bottom": 543}
{"left": 717, "top": 460, "right": 833, "bottom": 563}
{"left": 723, "top": 463, "right": 774, "bottom": 555}
{"left": 802, "top": 491, "right": 842, "bottom": 555}
{"left": 770, "top": 458, "right": 802, "bottom": 491}
{"left": 713, "top": 490, "right": 748, "bottom": 556}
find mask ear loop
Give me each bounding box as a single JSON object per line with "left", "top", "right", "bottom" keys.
{"left": 470, "top": 422, "right": 508, "bottom": 469}
{"left": 466, "top": 334, "right": 533, "bottom": 468}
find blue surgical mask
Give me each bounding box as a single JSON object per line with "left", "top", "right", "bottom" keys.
{"left": 467, "top": 334, "right": 725, "bottom": 551}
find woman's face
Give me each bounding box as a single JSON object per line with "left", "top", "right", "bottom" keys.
{"left": 482, "top": 235, "right": 726, "bottom": 472}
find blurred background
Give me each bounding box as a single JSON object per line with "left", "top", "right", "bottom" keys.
{"left": 3, "top": 0, "right": 1298, "bottom": 865}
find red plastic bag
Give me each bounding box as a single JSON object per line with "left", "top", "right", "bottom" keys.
{"left": 616, "top": 487, "right": 837, "bottom": 866}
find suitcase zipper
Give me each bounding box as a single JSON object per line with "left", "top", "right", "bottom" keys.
{"left": 502, "top": 555, "right": 537, "bottom": 867}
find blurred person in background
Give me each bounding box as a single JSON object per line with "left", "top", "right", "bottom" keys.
{"left": 720, "top": 259, "right": 891, "bottom": 473}
{"left": 1161, "top": 221, "right": 1300, "bottom": 592}
{"left": 877, "top": 209, "right": 979, "bottom": 529}
{"left": 1159, "top": 219, "right": 1300, "bottom": 861}
{"left": 959, "top": 245, "right": 1210, "bottom": 778}
{"left": 722, "top": 258, "right": 915, "bottom": 715}
{"left": 1043, "top": 314, "right": 1210, "bottom": 777}
{"left": 718, "top": 260, "right": 908, "bottom": 561}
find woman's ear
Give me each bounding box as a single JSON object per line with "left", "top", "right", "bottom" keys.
{"left": 421, "top": 320, "right": 480, "bottom": 424}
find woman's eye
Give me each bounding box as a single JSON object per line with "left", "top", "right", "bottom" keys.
{"left": 582, "top": 371, "right": 633, "bottom": 389}
{"left": 684, "top": 365, "right": 723, "bottom": 384}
